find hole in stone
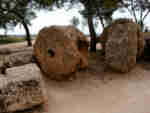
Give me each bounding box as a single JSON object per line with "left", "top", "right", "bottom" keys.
{"left": 48, "top": 49, "right": 55, "bottom": 57}
{"left": 77, "top": 40, "right": 89, "bottom": 50}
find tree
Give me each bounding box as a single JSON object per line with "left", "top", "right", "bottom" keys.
{"left": 0, "top": 0, "right": 36, "bottom": 46}
{"left": 29, "top": 0, "right": 120, "bottom": 51}
{"left": 77, "top": 0, "right": 120, "bottom": 52}
{"left": 120, "top": 0, "right": 150, "bottom": 31}
{"left": 93, "top": 0, "right": 120, "bottom": 28}
{"left": 70, "top": 16, "right": 80, "bottom": 26}
{"left": 78, "top": 0, "right": 97, "bottom": 52}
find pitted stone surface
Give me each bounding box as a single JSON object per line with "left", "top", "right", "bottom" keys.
{"left": 0, "top": 64, "right": 44, "bottom": 113}
{"left": 34, "top": 26, "right": 89, "bottom": 80}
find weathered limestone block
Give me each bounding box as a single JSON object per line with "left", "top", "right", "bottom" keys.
{"left": 0, "top": 47, "right": 33, "bottom": 55}
{"left": 0, "top": 55, "right": 10, "bottom": 74}
{"left": 104, "top": 19, "right": 144, "bottom": 72}
{"left": 98, "top": 19, "right": 144, "bottom": 58}
{"left": 0, "top": 48, "right": 11, "bottom": 55}
{"left": 0, "top": 50, "right": 33, "bottom": 75}
{"left": 0, "top": 64, "right": 44, "bottom": 113}
{"left": 8, "top": 51, "right": 33, "bottom": 67}
{"left": 34, "top": 25, "right": 89, "bottom": 80}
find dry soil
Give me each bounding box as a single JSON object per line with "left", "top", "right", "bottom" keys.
{"left": 1, "top": 42, "right": 150, "bottom": 113}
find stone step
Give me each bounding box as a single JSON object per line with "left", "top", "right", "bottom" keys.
{"left": 8, "top": 50, "right": 33, "bottom": 67}
{"left": 0, "top": 47, "right": 33, "bottom": 55}
{"left": 0, "top": 64, "right": 45, "bottom": 113}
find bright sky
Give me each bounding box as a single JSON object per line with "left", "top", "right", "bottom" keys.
{"left": 0, "top": 7, "right": 150, "bottom": 35}
{"left": 0, "top": 8, "right": 89, "bottom": 35}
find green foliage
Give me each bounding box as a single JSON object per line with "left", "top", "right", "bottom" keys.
{"left": 0, "top": 0, "right": 38, "bottom": 46}
{"left": 32, "top": 0, "right": 56, "bottom": 8}
{"left": 120, "top": 0, "right": 150, "bottom": 31}
{"left": 0, "top": 37, "right": 26, "bottom": 44}
{"left": 103, "top": 0, "right": 118, "bottom": 9}
{"left": 0, "top": 0, "right": 36, "bottom": 29}
{"left": 79, "top": 0, "right": 120, "bottom": 24}
{"left": 70, "top": 16, "right": 80, "bottom": 26}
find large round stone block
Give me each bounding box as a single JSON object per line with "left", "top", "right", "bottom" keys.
{"left": 34, "top": 26, "right": 89, "bottom": 80}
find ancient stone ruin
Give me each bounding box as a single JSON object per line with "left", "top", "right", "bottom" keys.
{"left": 0, "top": 47, "right": 34, "bottom": 74}
{"left": 34, "top": 25, "right": 89, "bottom": 80}
{"left": 99, "top": 19, "right": 144, "bottom": 72}
{"left": 0, "top": 45, "right": 46, "bottom": 113}
{"left": 0, "top": 64, "right": 45, "bottom": 113}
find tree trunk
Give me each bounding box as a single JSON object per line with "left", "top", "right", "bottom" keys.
{"left": 88, "top": 15, "right": 97, "bottom": 52}
{"left": 22, "top": 21, "right": 32, "bottom": 46}
{"left": 98, "top": 15, "right": 105, "bottom": 29}
{"left": 4, "top": 10, "right": 32, "bottom": 46}
{"left": 140, "top": 22, "right": 144, "bottom": 32}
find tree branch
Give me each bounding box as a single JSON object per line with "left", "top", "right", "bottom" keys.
{"left": 131, "top": 0, "right": 138, "bottom": 23}
{"left": 142, "top": 9, "right": 150, "bottom": 21}
{"left": 120, "top": 0, "right": 134, "bottom": 18}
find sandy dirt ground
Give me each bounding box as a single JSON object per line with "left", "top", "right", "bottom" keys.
{"left": 0, "top": 40, "right": 35, "bottom": 49}
{"left": 41, "top": 57, "right": 150, "bottom": 113}
{"left": 1, "top": 42, "right": 150, "bottom": 113}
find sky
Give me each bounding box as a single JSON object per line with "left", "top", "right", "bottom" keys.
{"left": 0, "top": 6, "right": 150, "bottom": 35}
{"left": 0, "top": 7, "right": 88, "bottom": 35}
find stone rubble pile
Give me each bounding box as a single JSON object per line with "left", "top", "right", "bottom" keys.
{"left": 0, "top": 64, "right": 46, "bottom": 113}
